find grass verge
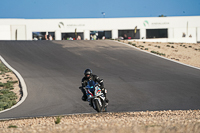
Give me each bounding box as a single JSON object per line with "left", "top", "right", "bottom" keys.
{"left": 0, "top": 61, "right": 18, "bottom": 111}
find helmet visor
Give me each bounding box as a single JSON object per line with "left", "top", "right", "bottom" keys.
{"left": 86, "top": 74, "right": 90, "bottom": 78}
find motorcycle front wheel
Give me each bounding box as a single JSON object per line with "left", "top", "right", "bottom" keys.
{"left": 94, "top": 99, "right": 102, "bottom": 112}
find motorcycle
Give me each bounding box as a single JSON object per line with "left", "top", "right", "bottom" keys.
{"left": 80, "top": 80, "right": 108, "bottom": 112}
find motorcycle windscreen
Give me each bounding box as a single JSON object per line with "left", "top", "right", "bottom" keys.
{"left": 87, "top": 80, "right": 96, "bottom": 92}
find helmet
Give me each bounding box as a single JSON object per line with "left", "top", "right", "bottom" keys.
{"left": 84, "top": 69, "right": 92, "bottom": 78}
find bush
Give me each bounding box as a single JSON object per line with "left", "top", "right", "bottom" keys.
{"left": 8, "top": 125, "right": 18, "bottom": 128}
{"left": 0, "top": 90, "right": 17, "bottom": 110}
{"left": 0, "top": 102, "right": 8, "bottom": 109}
{"left": 0, "top": 82, "right": 11, "bottom": 89}
{"left": 0, "top": 81, "right": 17, "bottom": 89}
{"left": 132, "top": 44, "right": 136, "bottom": 46}
{"left": 4, "top": 92, "right": 17, "bottom": 100}
{"left": 171, "top": 46, "right": 174, "bottom": 48}
{"left": 167, "top": 45, "right": 170, "bottom": 47}
{"left": 151, "top": 51, "right": 156, "bottom": 54}
{"left": 0, "top": 82, "right": 3, "bottom": 87}
{"left": 161, "top": 53, "right": 166, "bottom": 56}
{"left": 189, "top": 46, "right": 192, "bottom": 48}
{"left": 128, "top": 42, "right": 132, "bottom": 44}
{"left": 158, "top": 46, "right": 161, "bottom": 48}
{"left": 55, "top": 116, "right": 61, "bottom": 124}
{"left": 145, "top": 48, "right": 148, "bottom": 50}
{"left": 151, "top": 51, "right": 165, "bottom": 56}
{"left": 0, "top": 89, "right": 10, "bottom": 94}
{"left": 0, "top": 96, "right": 9, "bottom": 102}
{"left": 0, "top": 63, "right": 11, "bottom": 73}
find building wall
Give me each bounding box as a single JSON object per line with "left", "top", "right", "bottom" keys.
{"left": 11, "top": 25, "right": 26, "bottom": 40}
{"left": 0, "top": 16, "right": 200, "bottom": 43}
{"left": 0, "top": 25, "right": 10, "bottom": 40}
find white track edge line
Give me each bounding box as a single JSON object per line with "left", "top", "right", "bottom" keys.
{"left": 115, "top": 41, "right": 200, "bottom": 70}
{"left": 0, "top": 55, "right": 28, "bottom": 114}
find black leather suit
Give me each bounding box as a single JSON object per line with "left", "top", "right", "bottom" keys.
{"left": 81, "top": 74, "right": 105, "bottom": 101}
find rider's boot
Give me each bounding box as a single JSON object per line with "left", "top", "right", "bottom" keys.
{"left": 81, "top": 87, "right": 87, "bottom": 101}
{"left": 82, "top": 95, "right": 87, "bottom": 101}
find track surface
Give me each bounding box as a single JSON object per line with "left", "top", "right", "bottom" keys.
{"left": 0, "top": 40, "right": 200, "bottom": 119}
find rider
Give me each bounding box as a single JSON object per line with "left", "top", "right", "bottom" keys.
{"left": 80, "top": 69, "right": 109, "bottom": 103}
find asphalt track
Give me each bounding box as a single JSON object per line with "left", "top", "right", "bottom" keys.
{"left": 0, "top": 40, "right": 200, "bottom": 119}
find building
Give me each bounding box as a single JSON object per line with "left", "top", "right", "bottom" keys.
{"left": 0, "top": 16, "right": 200, "bottom": 43}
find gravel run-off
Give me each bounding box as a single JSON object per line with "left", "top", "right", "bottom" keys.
{"left": 0, "top": 110, "right": 200, "bottom": 133}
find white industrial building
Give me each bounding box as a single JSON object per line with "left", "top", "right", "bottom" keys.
{"left": 0, "top": 16, "right": 200, "bottom": 43}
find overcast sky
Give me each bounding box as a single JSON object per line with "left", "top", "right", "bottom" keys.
{"left": 0, "top": 0, "right": 200, "bottom": 19}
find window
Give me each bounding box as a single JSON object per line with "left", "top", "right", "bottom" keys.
{"left": 146, "top": 29, "right": 168, "bottom": 39}
{"left": 118, "top": 30, "right": 140, "bottom": 39}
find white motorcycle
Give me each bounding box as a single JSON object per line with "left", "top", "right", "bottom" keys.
{"left": 83, "top": 80, "right": 108, "bottom": 112}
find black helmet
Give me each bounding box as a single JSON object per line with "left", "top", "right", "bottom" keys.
{"left": 84, "top": 69, "right": 92, "bottom": 78}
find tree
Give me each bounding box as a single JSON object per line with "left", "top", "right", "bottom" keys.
{"left": 158, "top": 14, "right": 166, "bottom": 17}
